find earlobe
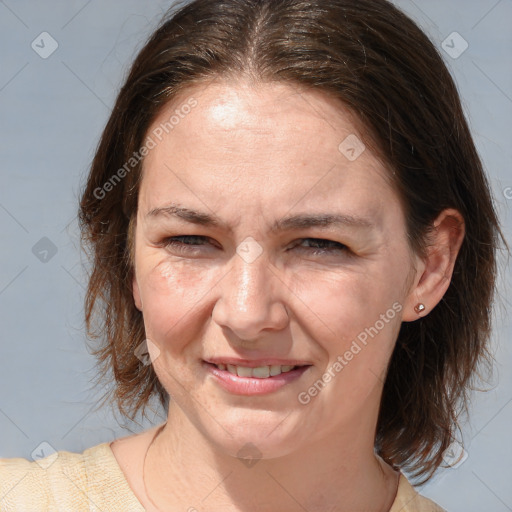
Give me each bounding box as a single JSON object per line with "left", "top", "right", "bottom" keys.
{"left": 413, "top": 303, "right": 426, "bottom": 315}
{"left": 402, "top": 208, "right": 465, "bottom": 322}
{"left": 401, "top": 256, "right": 427, "bottom": 322}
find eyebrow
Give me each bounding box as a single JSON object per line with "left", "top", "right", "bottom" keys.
{"left": 145, "top": 204, "right": 375, "bottom": 232}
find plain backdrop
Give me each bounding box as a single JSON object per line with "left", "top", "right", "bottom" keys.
{"left": 0, "top": 1, "right": 511, "bottom": 511}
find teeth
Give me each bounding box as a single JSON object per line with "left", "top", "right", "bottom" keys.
{"left": 236, "top": 366, "right": 253, "bottom": 378}
{"left": 216, "top": 363, "right": 298, "bottom": 378}
{"left": 252, "top": 366, "right": 270, "bottom": 378}
{"left": 270, "top": 365, "right": 282, "bottom": 376}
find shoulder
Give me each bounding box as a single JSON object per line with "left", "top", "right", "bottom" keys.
{"left": 0, "top": 442, "right": 144, "bottom": 511}
{"left": 390, "top": 473, "right": 447, "bottom": 512}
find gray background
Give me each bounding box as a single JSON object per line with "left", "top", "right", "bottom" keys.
{"left": 0, "top": 1, "right": 511, "bottom": 511}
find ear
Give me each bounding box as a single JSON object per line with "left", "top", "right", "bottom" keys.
{"left": 402, "top": 208, "right": 465, "bottom": 322}
{"left": 133, "top": 273, "right": 143, "bottom": 311}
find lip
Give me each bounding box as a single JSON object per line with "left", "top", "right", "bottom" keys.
{"left": 202, "top": 360, "right": 312, "bottom": 395}
{"left": 204, "top": 357, "right": 312, "bottom": 368}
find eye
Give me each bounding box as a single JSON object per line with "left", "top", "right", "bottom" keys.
{"left": 161, "top": 235, "right": 214, "bottom": 254}
{"left": 161, "top": 236, "right": 349, "bottom": 257}
{"left": 292, "top": 238, "right": 348, "bottom": 256}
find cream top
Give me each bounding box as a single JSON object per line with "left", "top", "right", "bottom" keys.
{"left": 0, "top": 442, "right": 446, "bottom": 511}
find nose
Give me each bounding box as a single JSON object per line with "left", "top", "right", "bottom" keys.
{"left": 211, "top": 251, "right": 289, "bottom": 341}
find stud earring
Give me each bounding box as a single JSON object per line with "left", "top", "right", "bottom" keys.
{"left": 414, "top": 303, "right": 426, "bottom": 314}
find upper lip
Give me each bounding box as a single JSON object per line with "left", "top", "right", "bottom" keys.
{"left": 204, "top": 357, "right": 312, "bottom": 368}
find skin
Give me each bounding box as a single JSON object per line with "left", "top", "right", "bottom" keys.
{"left": 110, "top": 78, "right": 465, "bottom": 512}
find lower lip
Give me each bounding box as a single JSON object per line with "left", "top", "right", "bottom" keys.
{"left": 203, "top": 362, "right": 311, "bottom": 395}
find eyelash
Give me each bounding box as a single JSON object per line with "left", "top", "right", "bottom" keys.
{"left": 161, "top": 235, "right": 348, "bottom": 257}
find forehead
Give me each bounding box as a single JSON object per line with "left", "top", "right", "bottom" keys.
{"left": 146, "top": 78, "right": 371, "bottom": 155}
{"left": 138, "top": 78, "right": 398, "bottom": 226}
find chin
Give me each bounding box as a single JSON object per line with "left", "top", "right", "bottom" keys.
{"left": 195, "top": 408, "right": 309, "bottom": 462}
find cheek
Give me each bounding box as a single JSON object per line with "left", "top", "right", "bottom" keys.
{"left": 138, "top": 258, "right": 213, "bottom": 346}
{"left": 299, "top": 263, "right": 405, "bottom": 390}
{"left": 297, "top": 266, "right": 397, "bottom": 342}
{"left": 298, "top": 272, "right": 403, "bottom": 402}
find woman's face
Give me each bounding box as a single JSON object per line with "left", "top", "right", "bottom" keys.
{"left": 132, "top": 79, "right": 420, "bottom": 458}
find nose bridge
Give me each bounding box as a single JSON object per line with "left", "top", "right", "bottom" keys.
{"left": 230, "top": 251, "right": 271, "bottom": 313}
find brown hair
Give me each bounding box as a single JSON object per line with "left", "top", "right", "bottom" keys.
{"left": 79, "top": 0, "right": 507, "bottom": 483}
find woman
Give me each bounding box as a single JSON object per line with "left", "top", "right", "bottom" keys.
{"left": 0, "top": 0, "right": 506, "bottom": 510}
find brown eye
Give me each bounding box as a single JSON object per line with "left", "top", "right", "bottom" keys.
{"left": 162, "top": 235, "right": 213, "bottom": 254}
{"left": 292, "top": 238, "right": 349, "bottom": 255}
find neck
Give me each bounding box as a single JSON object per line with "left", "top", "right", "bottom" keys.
{"left": 143, "top": 405, "right": 399, "bottom": 512}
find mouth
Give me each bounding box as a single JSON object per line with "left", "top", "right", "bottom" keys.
{"left": 203, "top": 360, "right": 312, "bottom": 395}
{"left": 204, "top": 361, "right": 310, "bottom": 379}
